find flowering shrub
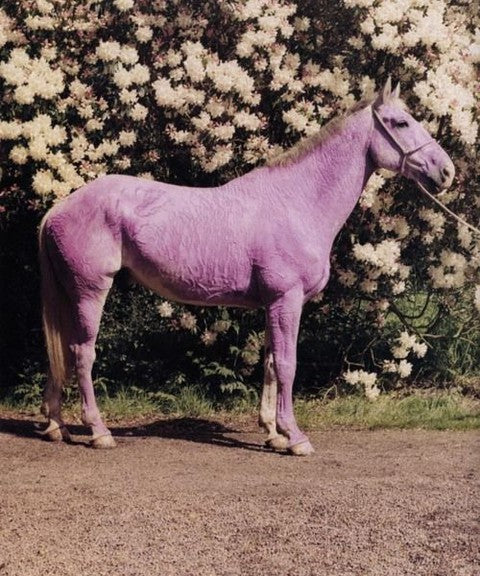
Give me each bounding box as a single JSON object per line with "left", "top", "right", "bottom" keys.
{"left": 0, "top": 0, "right": 479, "bottom": 399}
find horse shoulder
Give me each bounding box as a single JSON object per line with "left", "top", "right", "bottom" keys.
{"left": 251, "top": 206, "right": 332, "bottom": 300}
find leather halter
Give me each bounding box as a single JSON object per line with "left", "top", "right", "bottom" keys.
{"left": 371, "top": 107, "right": 480, "bottom": 236}
{"left": 372, "top": 107, "right": 434, "bottom": 176}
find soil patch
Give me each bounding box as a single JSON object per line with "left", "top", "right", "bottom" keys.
{"left": 0, "top": 416, "right": 478, "bottom": 576}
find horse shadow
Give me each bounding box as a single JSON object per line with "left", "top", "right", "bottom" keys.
{"left": 0, "top": 416, "right": 271, "bottom": 453}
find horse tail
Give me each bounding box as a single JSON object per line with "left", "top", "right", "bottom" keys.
{"left": 38, "top": 214, "right": 71, "bottom": 388}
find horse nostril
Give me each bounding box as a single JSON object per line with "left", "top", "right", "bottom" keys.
{"left": 440, "top": 166, "right": 452, "bottom": 184}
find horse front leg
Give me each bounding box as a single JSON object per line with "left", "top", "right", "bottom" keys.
{"left": 266, "top": 287, "right": 314, "bottom": 456}
{"left": 259, "top": 328, "right": 288, "bottom": 451}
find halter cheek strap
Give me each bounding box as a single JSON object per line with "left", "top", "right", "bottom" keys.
{"left": 372, "top": 107, "right": 434, "bottom": 176}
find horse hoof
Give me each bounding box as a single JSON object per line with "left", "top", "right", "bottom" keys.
{"left": 288, "top": 440, "right": 315, "bottom": 457}
{"left": 265, "top": 434, "right": 289, "bottom": 451}
{"left": 91, "top": 433, "right": 117, "bottom": 449}
{"left": 38, "top": 420, "right": 71, "bottom": 443}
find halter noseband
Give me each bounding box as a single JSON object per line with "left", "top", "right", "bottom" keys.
{"left": 371, "top": 107, "right": 434, "bottom": 176}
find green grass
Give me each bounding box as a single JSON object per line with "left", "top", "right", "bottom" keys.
{"left": 87, "top": 385, "right": 215, "bottom": 422}
{"left": 2, "top": 385, "right": 479, "bottom": 430}
{"left": 295, "top": 392, "right": 480, "bottom": 431}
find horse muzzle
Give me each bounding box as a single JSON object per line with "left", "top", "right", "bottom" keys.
{"left": 414, "top": 156, "right": 455, "bottom": 194}
{"left": 438, "top": 157, "right": 455, "bottom": 190}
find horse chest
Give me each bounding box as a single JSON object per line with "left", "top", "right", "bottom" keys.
{"left": 302, "top": 259, "right": 331, "bottom": 300}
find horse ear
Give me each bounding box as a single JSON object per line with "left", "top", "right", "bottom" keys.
{"left": 374, "top": 76, "right": 392, "bottom": 108}
{"left": 392, "top": 81, "right": 401, "bottom": 99}
{"left": 382, "top": 77, "right": 392, "bottom": 101}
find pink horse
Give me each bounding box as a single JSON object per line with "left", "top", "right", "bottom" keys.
{"left": 39, "top": 80, "right": 454, "bottom": 454}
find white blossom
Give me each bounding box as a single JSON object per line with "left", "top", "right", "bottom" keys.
{"left": 157, "top": 302, "right": 174, "bottom": 318}
{"left": 9, "top": 145, "right": 29, "bottom": 164}
{"left": 474, "top": 286, "right": 480, "bottom": 314}
{"left": 96, "top": 41, "right": 122, "bottom": 62}
{"left": 25, "top": 15, "right": 56, "bottom": 30}
{"left": 136, "top": 26, "right": 153, "bottom": 43}
{"left": 428, "top": 250, "right": 467, "bottom": 289}
{"left": 0, "top": 49, "right": 64, "bottom": 102}
{"left": 201, "top": 330, "right": 217, "bottom": 346}
{"left": 179, "top": 312, "right": 197, "bottom": 331}
{"left": 360, "top": 172, "right": 385, "bottom": 210}
{"left": 0, "top": 121, "right": 23, "bottom": 139}
{"left": 32, "top": 169, "right": 55, "bottom": 195}
{"left": 353, "top": 239, "right": 402, "bottom": 277}
{"left": 129, "top": 103, "right": 148, "bottom": 121}
{"left": 397, "top": 359, "right": 413, "bottom": 379}
{"left": 114, "top": 0, "right": 134, "bottom": 11}
{"left": 233, "top": 111, "right": 262, "bottom": 131}
{"left": 344, "top": 369, "right": 380, "bottom": 400}
{"left": 118, "top": 131, "right": 137, "bottom": 147}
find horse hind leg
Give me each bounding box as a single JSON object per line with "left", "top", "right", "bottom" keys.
{"left": 39, "top": 221, "right": 74, "bottom": 442}
{"left": 39, "top": 369, "right": 72, "bottom": 442}
{"left": 40, "top": 288, "right": 73, "bottom": 442}
{"left": 70, "top": 290, "right": 116, "bottom": 449}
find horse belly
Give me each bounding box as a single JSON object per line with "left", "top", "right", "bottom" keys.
{"left": 119, "top": 185, "right": 261, "bottom": 307}
{"left": 123, "top": 244, "right": 259, "bottom": 308}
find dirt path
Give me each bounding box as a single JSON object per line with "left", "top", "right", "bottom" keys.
{"left": 0, "top": 416, "right": 478, "bottom": 576}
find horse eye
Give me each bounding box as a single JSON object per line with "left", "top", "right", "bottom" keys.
{"left": 396, "top": 120, "right": 409, "bottom": 128}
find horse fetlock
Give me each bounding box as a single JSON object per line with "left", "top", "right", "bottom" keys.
{"left": 81, "top": 407, "right": 103, "bottom": 427}
{"left": 41, "top": 390, "right": 62, "bottom": 419}
{"left": 258, "top": 412, "right": 275, "bottom": 430}
{"left": 277, "top": 417, "right": 311, "bottom": 452}
{"left": 39, "top": 419, "right": 71, "bottom": 443}
{"left": 40, "top": 401, "right": 50, "bottom": 418}
{"left": 83, "top": 411, "right": 112, "bottom": 444}
{"left": 265, "top": 434, "right": 289, "bottom": 451}
{"left": 276, "top": 416, "right": 293, "bottom": 438}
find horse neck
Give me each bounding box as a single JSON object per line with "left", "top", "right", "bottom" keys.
{"left": 274, "top": 106, "right": 375, "bottom": 238}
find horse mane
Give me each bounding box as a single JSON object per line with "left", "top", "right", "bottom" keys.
{"left": 267, "top": 98, "right": 375, "bottom": 168}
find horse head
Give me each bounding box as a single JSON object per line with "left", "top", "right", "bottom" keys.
{"left": 368, "top": 78, "right": 455, "bottom": 193}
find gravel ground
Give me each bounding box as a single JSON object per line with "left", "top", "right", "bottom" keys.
{"left": 0, "top": 415, "right": 478, "bottom": 576}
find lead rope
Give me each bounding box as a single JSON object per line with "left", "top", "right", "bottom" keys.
{"left": 371, "top": 107, "right": 480, "bottom": 237}
{"left": 416, "top": 181, "right": 480, "bottom": 237}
